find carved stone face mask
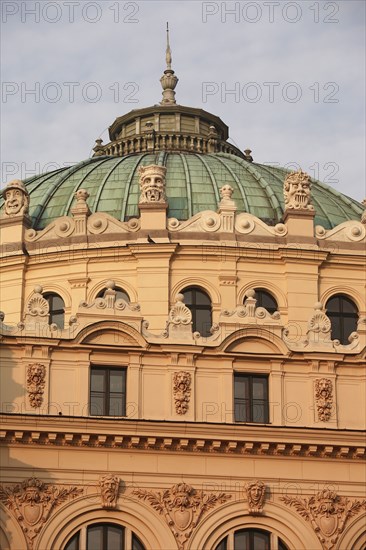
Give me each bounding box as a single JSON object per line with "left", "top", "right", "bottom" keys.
{"left": 5, "top": 189, "right": 24, "bottom": 215}
{"left": 143, "top": 176, "right": 164, "bottom": 202}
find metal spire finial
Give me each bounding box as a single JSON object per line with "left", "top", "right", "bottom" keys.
{"left": 166, "top": 22, "right": 172, "bottom": 70}
{"left": 160, "top": 22, "right": 179, "bottom": 105}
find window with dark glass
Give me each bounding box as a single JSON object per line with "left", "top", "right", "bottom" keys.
{"left": 90, "top": 367, "right": 126, "bottom": 416}
{"left": 44, "top": 293, "right": 65, "bottom": 329}
{"left": 97, "top": 287, "right": 130, "bottom": 302}
{"left": 64, "top": 524, "right": 146, "bottom": 550}
{"left": 325, "top": 294, "right": 358, "bottom": 345}
{"left": 215, "top": 529, "right": 289, "bottom": 550}
{"left": 234, "top": 374, "right": 269, "bottom": 423}
{"left": 182, "top": 286, "right": 212, "bottom": 337}
{"left": 253, "top": 289, "right": 278, "bottom": 314}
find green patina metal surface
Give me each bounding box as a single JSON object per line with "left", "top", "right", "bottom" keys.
{"left": 1, "top": 152, "right": 362, "bottom": 230}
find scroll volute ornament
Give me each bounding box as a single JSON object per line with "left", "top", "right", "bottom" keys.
{"left": 99, "top": 474, "right": 120, "bottom": 509}
{"left": 0, "top": 478, "right": 83, "bottom": 550}
{"left": 133, "top": 482, "right": 231, "bottom": 550}
{"left": 27, "top": 363, "right": 46, "bottom": 408}
{"left": 138, "top": 164, "right": 167, "bottom": 204}
{"left": 1, "top": 179, "right": 30, "bottom": 217}
{"left": 284, "top": 170, "right": 314, "bottom": 211}
{"left": 281, "top": 489, "right": 366, "bottom": 550}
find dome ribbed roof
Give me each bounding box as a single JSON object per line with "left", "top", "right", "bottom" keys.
{"left": 2, "top": 152, "right": 362, "bottom": 230}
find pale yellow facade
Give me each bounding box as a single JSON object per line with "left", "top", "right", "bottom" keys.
{"left": 1, "top": 43, "right": 366, "bottom": 550}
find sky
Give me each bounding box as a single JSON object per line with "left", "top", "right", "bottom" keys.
{"left": 1, "top": 0, "right": 365, "bottom": 202}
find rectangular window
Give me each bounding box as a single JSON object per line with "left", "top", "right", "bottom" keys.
{"left": 90, "top": 367, "right": 126, "bottom": 416}
{"left": 234, "top": 374, "right": 269, "bottom": 423}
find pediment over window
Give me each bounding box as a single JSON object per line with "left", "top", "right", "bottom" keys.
{"left": 220, "top": 328, "right": 289, "bottom": 356}
{"left": 75, "top": 321, "right": 148, "bottom": 348}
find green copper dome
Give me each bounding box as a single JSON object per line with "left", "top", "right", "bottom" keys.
{"left": 2, "top": 152, "right": 361, "bottom": 230}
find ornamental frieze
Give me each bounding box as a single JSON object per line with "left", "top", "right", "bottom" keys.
{"left": 281, "top": 489, "right": 366, "bottom": 550}
{"left": 133, "top": 483, "right": 231, "bottom": 549}
{"left": 0, "top": 477, "right": 83, "bottom": 550}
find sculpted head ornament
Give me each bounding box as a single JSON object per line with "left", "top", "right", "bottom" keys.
{"left": 245, "top": 480, "right": 266, "bottom": 513}
{"left": 284, "top": 170, "right": 314, "bottom": 211}
{"left": 2, "top": 179, "right": 29, "bottom": 217}
{"left": 138, "top": 164, "right": 167, "bottom": 204}
{"left": 99, "top": 474, "right": 120, "bottom": 509}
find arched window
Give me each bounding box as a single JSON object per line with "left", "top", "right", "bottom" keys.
{"left": 97, "top": 287, "right": 130, "bottom": 302}
{"left": 182, "top": 286, "right": 212, "bottom": 337}
{"left": 215, "top": 528, "right": 289, "bottom": 550}
{"left": 64, "top": 523, "right": 145, "bottom": 550}
{"left": 252, "top": 289, "right": 278, "bottom": 314}
{"left": 325, "top": 294, "right": 358, "bottom": 345}
{"left": 44, "top": 293, "right": 65, "bottom": 329}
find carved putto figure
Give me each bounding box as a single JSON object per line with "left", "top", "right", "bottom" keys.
{"left": 245, "top": 480, "right": 266, "bottom": 514}
{"left": 1, "top": 179, "right": 30, "bottom": 217}
{"left": 173, "top": 371, "right": 191, "bottom": 414}
{"left": 138, "top": 164, "right": 167, "bottom": 203}
{"left": 281, "top": 489, "right": 366, "bottom": 550}
{"left": 99, "top": 474, "right": 120, "bottom": 509}
{"left": 133, "top": 482, "right": 231, "bottom": 549}
{"left": 284, "top": 170, "right": 314, "bottom": 211}
{"left": 315, "top": 378, "right": 333, "bottom": 421}
{"left": 27, "top": 363, "right": 46, "bottom": 408}
{"left": 0, "top": 477, "right": 82, "bottom": 550}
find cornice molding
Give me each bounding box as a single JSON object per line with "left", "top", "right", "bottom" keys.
{"left": 1, "top": 416, "right": 364, "bottom": 461}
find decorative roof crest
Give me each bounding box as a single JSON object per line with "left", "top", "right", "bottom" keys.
{"left": 160, "top": 22, "right": 179, "bottom": 105}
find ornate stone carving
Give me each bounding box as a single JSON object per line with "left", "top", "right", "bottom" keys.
{"left": 284, "top": 170, "right": 314, "bottom": 211}
{"left": 0, "top": 477, "right": 83, "bottom": 550}
{"left": 78, "top": 281, "right": 140, "bottom": 314}
{"left": 281, "top": 489, "right": 366, "bottom": 550}
{"left": 221, "top": 289, "right": 280, "bottom": 322}
{"left": 99, "top": 474, "right": 120, "bottom": 509}
{"left": 245, "top": 480, "right": 266, "bottom": 514}
{"left": 133, "top": 483, "right": 231, "bottom": 549}
{"left": 24, "top": 286, "right": 49, "bottom": 325}
{"left": 315, "top": 378, "right": 333, "bottom": 422}
{"left": 1, "top": 179, "right": 29, "bottom": 217}
{"left": 219, "top": 184, "right": 234, "bottom": 204}
{"left": 138, "top": 165, "right": 167, "bottom": 204}
{"left": 315, "top": 221, "right": 366, "bottom": 242}
{"left": 169, "top": 294, "right": 192, "bottom": 326}
{"left": 173, "top": 371, "right": 191, "bottom": 415}
{"left": 27, "top": 364, "right": 46, "bottom": 408}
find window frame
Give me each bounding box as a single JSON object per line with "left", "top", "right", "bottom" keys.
{"left": 64, "top": 523, "right": 145, "bottom": 550}
{"left": 253, "top": 289, "right": 278, "bottom": 314}
{"left": 90, "top": 366, "right": 127, "bottom": 417}
{"left": 215, "top": 528, "right": 289, "bottom": 550}
{"left": 96, "top": 286, "right": 130, "bottom": 303}
{"left": 325, "top": 294, "right": 358, "bottom": 345}
{"left": 181, "top": 286, "right": 212, "bottom": 337}
{"left": 44, "top": 292, "right": 65, "bottom": 329}
{"left": 234, "top": 373, "right": 269, "bottom": 424}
